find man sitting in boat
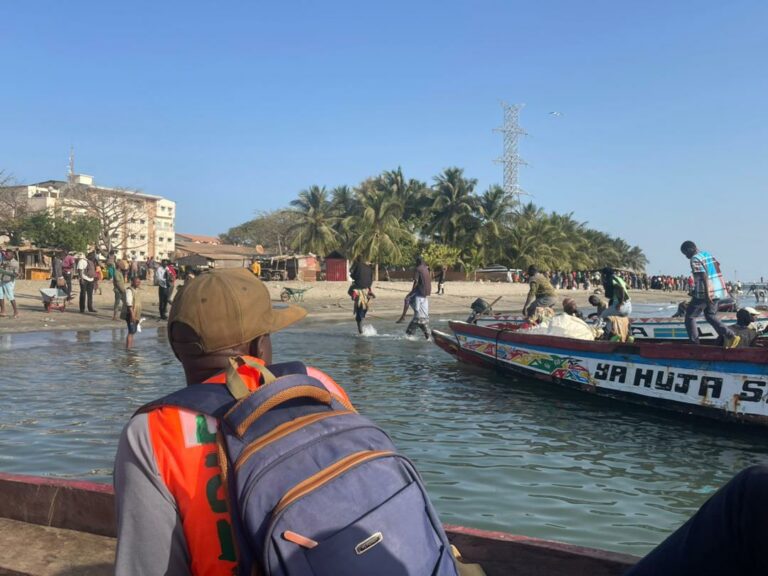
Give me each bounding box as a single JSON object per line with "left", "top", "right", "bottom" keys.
{"left": 522, "top": 265, "right": 557, "bottom": 319}
{"left": 730, "top": 307, "right": 762, "bottom": 347}
{"left": 587, "top": 293, "right": 608, "bottom": 319}
{"left": 600, "top": 266, "right": 631, "bottom": 317}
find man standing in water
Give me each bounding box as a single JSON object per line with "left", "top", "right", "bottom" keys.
{"left": 679, "top": 240, "right": 740, "bottom": 348}
{"left": 405, "top": 255, "right": 431, "bottom": 339}
{"left": 349, "top": 257, "right": 375, "bottom": 334}
{"left": 122, "top": 275, "right": 142, "bottom": 349}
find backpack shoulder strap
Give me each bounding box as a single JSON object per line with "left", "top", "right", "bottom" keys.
{"left": 134, "top": 361, "right": 310, "bottom": 418}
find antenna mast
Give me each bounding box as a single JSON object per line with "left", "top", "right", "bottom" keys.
{"left": 68, "top": 146, "right": 75, "bottom": 184}
{"left": 494, "top": 102, "right": 528, "bottom": 201}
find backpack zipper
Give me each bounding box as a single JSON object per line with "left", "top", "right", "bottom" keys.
{"left": 234, "top": 410, "right": 353, "bottom": 472}
{"left": 273, "top": 450, "right": 394, "bottom": 516}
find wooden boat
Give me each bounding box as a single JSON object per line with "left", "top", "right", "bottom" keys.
{"left": 0, "top": 472, "right": 639, "bottom": 575}
{"left": 433, "top": 321, "right": 768, "bottom": 427}
{"left": 475, "top": 312, "right": 768, "bottom": 341}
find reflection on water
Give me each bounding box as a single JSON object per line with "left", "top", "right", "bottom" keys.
{"left": 0, "top": 320, "right": 766, "bottom": 555}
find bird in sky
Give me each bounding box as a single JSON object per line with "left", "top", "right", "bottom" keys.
{"left": 549, "top": 111, "right": 562, "bottom": 117}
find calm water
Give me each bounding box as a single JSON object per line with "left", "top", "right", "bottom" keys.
{"left": 1, "top": 313, "right": 767, "bottom": 556}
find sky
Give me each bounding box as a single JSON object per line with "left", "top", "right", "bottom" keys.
{"left": 1, "top": 1, "right": 766, "bottom": 280}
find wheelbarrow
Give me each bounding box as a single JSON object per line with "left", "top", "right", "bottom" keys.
{"left": 40, "top": 288, "right": 68, "bottom": 312}
{"left": 280, "top": 287, "right": 311, "bottom": 302}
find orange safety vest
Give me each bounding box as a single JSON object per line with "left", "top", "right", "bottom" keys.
{"left": 147, "top": 357, "right": 349, "bottom": 576}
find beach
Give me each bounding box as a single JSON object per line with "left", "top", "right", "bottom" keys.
{"left": 0, "top": 278, "right": 687, "bottom": 335}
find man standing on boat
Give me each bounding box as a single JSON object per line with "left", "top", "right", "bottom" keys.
{"left": 680, "top": 240, "right": 740, "bottom": 348}
{"left": 522, "top": 265, "right": 556, "bottom": 319}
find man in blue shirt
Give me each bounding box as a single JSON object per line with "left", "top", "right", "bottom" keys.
{"left": 680, "top": 240, "right": 739, "bottom": 347}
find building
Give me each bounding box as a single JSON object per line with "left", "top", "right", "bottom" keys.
{"left": 6, "top": 174, "right": 176, "bottom": 260}
{"left": 174, "top": 232, "right": 222, "bottom": 245}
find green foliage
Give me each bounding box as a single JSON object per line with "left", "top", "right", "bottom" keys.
{"left": 422, "top": 243, "right": 461, "bottom": 271}
{"left": 224, "top": 167, "right": 649, "bottom": 275}
{"left": 21, "top": 212, "right": 100, "bottom": 252}
{"left": 220, "top": 209, "right": 299, "bottom": 254}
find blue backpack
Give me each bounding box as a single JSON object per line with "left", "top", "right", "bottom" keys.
{"left": 141, "top": 357, "right": 459, "bottom": 576}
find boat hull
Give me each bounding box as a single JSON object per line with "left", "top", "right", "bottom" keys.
{"left": 0, "top": 473, "right": 638, "bottom": 576}
{"left": 434, "top": 322, "right": 768, "bottom": 427}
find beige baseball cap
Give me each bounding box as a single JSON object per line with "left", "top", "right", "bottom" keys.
{"left": 169, "top": 268, "right": 307, "bottom": 353}
{"left": 743, "top": 306, "right": 760, "bottom": 315}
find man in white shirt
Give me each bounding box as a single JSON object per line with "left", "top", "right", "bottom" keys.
{"left": 155, "top": 260, "right": 170, "bottom": 320}
{"left": 77, "top": 253, "right": 96, "bottom": 313}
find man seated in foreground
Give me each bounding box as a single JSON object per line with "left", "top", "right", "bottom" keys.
{"left": 113, "top": 269, "right": 350, "bottom": 575}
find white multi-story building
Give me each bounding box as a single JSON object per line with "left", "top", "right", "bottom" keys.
{"left": 7, "top": 174, "right": 176, "bottom": 260}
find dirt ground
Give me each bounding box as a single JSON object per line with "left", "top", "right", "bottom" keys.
{"left": 0, "top": 278, "right": 687, "bottom": 335}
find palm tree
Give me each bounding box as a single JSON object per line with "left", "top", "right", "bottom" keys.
{"left": 288, "top": 185, "right": 339, "bottom": 256}
{"left": 343, "top": 182, "right": 410, "bottom": 280}
{"left": 428, "top": 167, "right": 479, "bottom": 248}
{"left": 475, "top": 184, "right": 517, "bottom": 264}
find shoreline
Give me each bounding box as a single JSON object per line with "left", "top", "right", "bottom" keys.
{"left": 0, "top": 278, "right": 690, "bottom": 336}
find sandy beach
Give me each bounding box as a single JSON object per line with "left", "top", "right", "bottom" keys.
{"left": 0, "top": 278, "right": 687, "bottom": 335}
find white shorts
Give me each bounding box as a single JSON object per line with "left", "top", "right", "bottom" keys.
{"left": 410, "top": 295, "right": 429, "bottom": 321}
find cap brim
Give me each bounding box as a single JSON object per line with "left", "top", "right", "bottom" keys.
{"left": 743, "top": 307, "right": 760, "bottom": 315}
{"left": 269, "top": 304, "right": 308, "bottom": 333}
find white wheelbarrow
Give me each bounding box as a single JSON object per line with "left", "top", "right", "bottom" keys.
{"left": 40, "top": 288, "right": 68, "bottom": 312}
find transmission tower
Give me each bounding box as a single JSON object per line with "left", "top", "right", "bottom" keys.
{"left": 494, "top": 102, "right": 527, "bottom": 201}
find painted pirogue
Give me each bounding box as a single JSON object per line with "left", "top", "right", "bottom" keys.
{"left": 433, "top": 321, "right": 768, "bottom": 428}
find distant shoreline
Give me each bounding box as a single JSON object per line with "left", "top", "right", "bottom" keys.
{"left": 0, "top": 278, "right": 690, "bottom": 337}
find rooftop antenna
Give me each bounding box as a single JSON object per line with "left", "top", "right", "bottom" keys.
{"left": 494, "top": 102, "right": 528, "bottom": 201}
{"left": 68, "top": 146, "right": 75, "bottom": 184}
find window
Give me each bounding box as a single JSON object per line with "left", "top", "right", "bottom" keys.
{"left": 129, "top": 218, "right": 136, "bottom": 224}
{"left": 130, "top": 234, "right": 136, "bottom": 240}
{"left": 140, "top": 219, "right": 146, "bottom": 224}
{"left": 140, "top": 235, "right": 146, "bottom": 240}
{"left": 159, "top": 237, "right": 164, "bottom": 242}
{"left": 131, "top": 250, "right": 137, "bottom": 255}
{"left": 140, "top": 251, "right": 146, "bottom": 256}
{"left": 111, "top": 233, "right": 119, "bottom": 239}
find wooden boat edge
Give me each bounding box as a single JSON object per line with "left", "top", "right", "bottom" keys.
{"left": 0, "top": 473, "right": 639, "bottom": 576}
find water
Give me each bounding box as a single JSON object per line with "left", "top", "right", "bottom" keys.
{"left": 1, "top": 318, "right": 767, "bottom": 556}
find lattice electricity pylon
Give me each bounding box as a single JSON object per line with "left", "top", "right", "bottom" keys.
{"left": 494, "top": 102, "right": 528, "bottom": 201}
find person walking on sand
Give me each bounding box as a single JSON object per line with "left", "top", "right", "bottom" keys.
{"left": 112, "top": 260, "right": 128, "bottom": 321}
{"left": 62, "top": 251, "right": 75, "bottom": 300}
{"left": 77, "top": 253, "right": 97, "bottom": 313}
{"left": 122, "top": 276, "right": 142, "bottom": 349}
{"left": 680, "top": 240, "right": 740, "bottom": 348}
{"left": 0, "top": 250, "right": 20, "bottom": 318}
{"left": 435, "top": 266, "right": 446, "bottom": 295}
{"left": 155, "top": 259, "right": 171, "bottom": 320}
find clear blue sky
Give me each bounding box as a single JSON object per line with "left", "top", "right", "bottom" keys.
{"left": 2, "top": 1, "right": 766, "bottom": 280}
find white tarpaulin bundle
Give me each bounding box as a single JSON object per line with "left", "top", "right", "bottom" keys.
{"left": 523, "top": 313, "right": 596, "bottom": 340}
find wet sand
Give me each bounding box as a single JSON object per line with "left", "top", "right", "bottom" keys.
{"left": 0, "top": 278, "right": 688, "bottom": 335}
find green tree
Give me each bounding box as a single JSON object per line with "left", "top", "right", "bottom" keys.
{"left": 427, "top": 167, "right": 479, "bottom": 249}
{"left": 288, "top": 186, "right": 340, "bottom": 255}
{"left": 21, "top": 212, "right": 99, "bottom": 252}
{"left": 344, "top": 181, "right": 410, "bottom": 280}
{"left": 422, "top": 243, "right": 461, "bottom": 272}
{"left": 220, "top": 209, "right": 299, "bottom": 254}
{"left": 474, "top": 184, "right": 517, "bottom": 264}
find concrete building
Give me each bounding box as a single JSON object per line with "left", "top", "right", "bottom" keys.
{"left": 6, "top": 174, "right": 176, "bottom": 260}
